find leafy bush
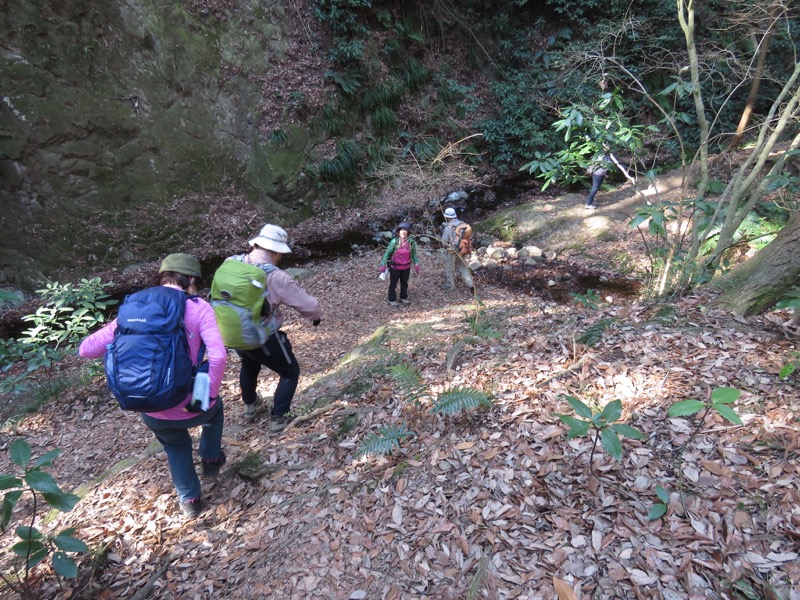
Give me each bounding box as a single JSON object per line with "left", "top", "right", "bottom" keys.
{"left": 570, "top": 289, "right": 602, "bottom": 310}
{"left": 0, "top": 439, "right": 87, "bottom": 595}
{"left": 668, "top": 387, "right": 742, "bottom": 452}
{"left": 556, "top": 397, "right": 644, "bottom": 469}
{"left": 520, "top": 90, "right": 651, "bottom": 188}
{"left": 1, "top": 278, "right": 116, "bottom": 397}
{"left": 20, "top": 278, "right": 116, "bottom": 351}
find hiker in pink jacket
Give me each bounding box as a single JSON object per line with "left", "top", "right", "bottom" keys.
{"left": 226, "top": 224, "right": 321, "bottom": 434}
{"left": 79, "top": 253, "right": 227, "bottom": 519}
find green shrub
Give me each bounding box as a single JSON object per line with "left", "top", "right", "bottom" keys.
{"left": 19, "top": 278, "right": 116, "bottom": 351}
{"left": 556, "top": 397, "right": 644, "bottom": 469}
{"left": 0, "top": 439, "right": 86, "bottom": 595}
{"left": 1, "top": 278, "right": 115, "bottom": 397}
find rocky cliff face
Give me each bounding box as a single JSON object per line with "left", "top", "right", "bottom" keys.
{"left": 0, "top": 0, "right": 325, "bottom": 290}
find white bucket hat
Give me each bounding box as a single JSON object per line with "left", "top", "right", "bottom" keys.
{"left": 444, "top": 207, "right": 457, "bottom": 219}
{"left": 249, "top": 224, "right": 292, "bottom": 254}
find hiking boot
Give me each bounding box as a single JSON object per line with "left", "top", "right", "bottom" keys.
{"left": 244, "top": 396, "right": 262, "bottom": 422}
{"left": 269, "top": 415, "right": 290, "bottom": 435}
{"left": 440, "top": 284, "right": 454, "bottom": 291}
{"left": 180, "top": 497, "right": 202, "bottom": 519}
{"left": 201, "top": 451, "right": 226, "bottom": 478}
{"left": 400, "top": 298, "right": 410, "bottom": 305}
{"left": 585, "top": 203, "right": 596, "bottom": 210}
{"left": 468, "top": 286, "right": 476, "bottom": 295}
{"left": 388, "top": 300, "right": 399, "bottom": 307}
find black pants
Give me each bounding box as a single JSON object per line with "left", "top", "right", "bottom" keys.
{"left": 388, "top": 267, "right": 410, "bottom": 301}
{"left": 236, "top": 331, "right": 299, "bottom": 417}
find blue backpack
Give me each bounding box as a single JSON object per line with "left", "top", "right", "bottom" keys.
{"left": 104, "top": 286, "right": 197, "bottom": 412}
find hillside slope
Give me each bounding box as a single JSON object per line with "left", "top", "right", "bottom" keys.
{"left": 1, "top": 185, "right": 798, "bottom": 599}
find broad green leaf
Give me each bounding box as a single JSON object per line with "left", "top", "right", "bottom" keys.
{"left": 25, "top": 470, "right": 61, "bottom": 494}
{"left": 711, "top": 387, "right": 740, "bottom": 404}
{"left": 629, "top": 212, "right": 650, "bottom": 229}
{"left": 1, "top": 491, "right": 23, "bottom": 532}
{"left": 779, "top": 364, "right": 796, "bottom": 379}
{"left": 26, "top": 546, "right": 48, "bottom": 570}
{"left": 52, "top": 552, "right": 79, "bottom": 579}
{"left": 565, "top": 396, "right": 593, "bottom": 419}
{"left": 15, "top": 525, "right": 43, "bottom": 541}
{"left": 0, "top": 474, "right": 22, "bottom": 490}
{"left": 775, "top": 298, "right": 800, "bottom": 310}
{"left": 713, "top": 404, "right": 743, "bottom": 426}
{"left": 655, "top": 485, "right": 669, "bottom": 503}
{"left": 600, "top": 400, "right": 622, "bottom": 423}
{"left": 610, "top": 423, "right": 645, "bottom": 440}
{"left": 600, "top": 428, "right": 623, "bottom": 461}
{"left": 11, "top": 539, "right": 45, "bottom": 557}
{"left": 54, "top": 533, "right": 88, "bottom": 553}
{"left": 555, "top": 413, "right": 581, "bottom": 427}
{"left": 568, "top": 421, "right": 591, "bottom": 439}
{"left": 44, "top": 491, "right": 80, "bottom": 513}
{"left": 33, "top": 449, "right": 61, "bottom": 469}
{"left": 668, "top": 399, "right": 705, "bottom": 417}
{"left": 9, "top": 439, "right": 31, "bottom": 467}
{"left": 647, "top": 503, "right": 667, "bottom": 520}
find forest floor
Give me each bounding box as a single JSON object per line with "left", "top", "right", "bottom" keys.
{"left": 0, "top": 171, "right": 799, "bottom": 600}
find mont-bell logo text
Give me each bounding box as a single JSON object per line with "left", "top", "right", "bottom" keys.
{"left": 126, "top": 318, "right": 148, "bottom": 323}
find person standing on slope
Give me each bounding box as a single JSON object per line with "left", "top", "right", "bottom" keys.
{"left": 79, "top": 253, "right": 227, "bottom": 520}
{"left": 439, "top": 207, "right": 474, "bottom": 293}
{"left": 224, "top": 224, "right": 321, "bottom": 434}
{"left": 380, "top": 221, "right": 420, "bottom": 307}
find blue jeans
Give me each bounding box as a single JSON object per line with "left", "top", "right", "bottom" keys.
{"left": 236, "top": 331, "right": 300, "bottom": 417}
{"left": 141, "top": 399, "right": 224, "bottom": 503}
{"left": 586, "top": 173, "right": 606, "bottom": 206}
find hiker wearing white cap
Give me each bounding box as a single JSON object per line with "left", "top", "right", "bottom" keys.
{"left": 439, "top": 207, "right": 475, "bottom": 292}
{"left": 223, "top": 224, "right": 321, "bottom": 435}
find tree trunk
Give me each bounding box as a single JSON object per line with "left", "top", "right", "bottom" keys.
{"left": 728, "top": 1, "right": 780, "bottom": 150}
{"left": 711, "top": 210, "right": 800, "bottom": 315}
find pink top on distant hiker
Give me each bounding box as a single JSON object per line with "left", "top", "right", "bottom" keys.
{"left": 78, "top": 295, "right": 227, "bottom": 420}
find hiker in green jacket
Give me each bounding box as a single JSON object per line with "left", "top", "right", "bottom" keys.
{"left": 380, "top": 221, "right": 420, "bottom": 307}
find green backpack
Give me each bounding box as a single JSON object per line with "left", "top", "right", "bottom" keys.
{"left": 210, "top": 259, "right": 278, "bottom": 350}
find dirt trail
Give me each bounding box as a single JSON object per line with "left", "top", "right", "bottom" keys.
{"left": 1, "top": 173, "right": 798, "bottom": 600}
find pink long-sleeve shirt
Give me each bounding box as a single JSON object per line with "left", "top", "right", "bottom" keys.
{"left": 79, "top": 290, "right": 227, "bottom": 420}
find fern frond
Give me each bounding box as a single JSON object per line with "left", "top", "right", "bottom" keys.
{"left": 577, "top": 318, "right": 615, "bottom": 347}
{"left": 356, "top": 425, "right": 414, "bottom": 457}
{"left": 325, "top": 69, "right": 362, "bottom": 96}
{"left": 431, "top": 387, "right": 492, "bottom": 415}
{"left": 390, "top": 364, "right": 431, "bottom": 406}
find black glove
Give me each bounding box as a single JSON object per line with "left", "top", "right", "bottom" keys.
{"left": 312, "top": 319, "right": 321, "bottom": 327}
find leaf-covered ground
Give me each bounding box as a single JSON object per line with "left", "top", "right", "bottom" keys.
{"left": 1, "top": 179, "right": 798, "bottom": 600}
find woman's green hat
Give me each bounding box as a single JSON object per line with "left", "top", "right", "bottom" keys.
{"left": 159, "top": 253, "right": 202, "bottom": 277}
